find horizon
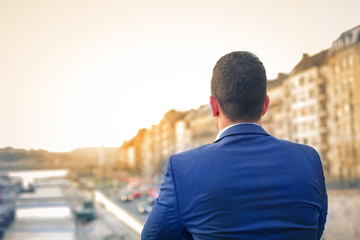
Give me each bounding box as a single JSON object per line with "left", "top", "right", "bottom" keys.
{"left": 0, "top": 145, "right": 120, "bottom": 153}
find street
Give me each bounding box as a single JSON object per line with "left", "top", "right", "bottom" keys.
{"left": 2, "top": 174, "right": 140, "bottom": 240}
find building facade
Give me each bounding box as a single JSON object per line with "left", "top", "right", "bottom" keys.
{"left": 262, "top": 73, "right": 289, "bottom": 140}
{"left": 263, "top": 25, "right": 360, "bottom": 181}
{"left": 327, "top": 25, "right": 360, "bottom": 180}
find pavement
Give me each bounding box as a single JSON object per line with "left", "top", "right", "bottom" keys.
{"left": 322, "top": 188, "right": 360, "bottom": 240}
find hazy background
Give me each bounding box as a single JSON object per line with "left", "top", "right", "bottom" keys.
{"left": 1, "top": 0, "right": 360, "bottom": 152}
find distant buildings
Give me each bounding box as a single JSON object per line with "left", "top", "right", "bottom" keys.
{"left": 264, "top": 50, "right": 330, "bottom": 175}
{"left": 117, "top": 106, "right": 217, "bottom": 176}
{"left": 327, "top": 25, "right": 360, "bottom": 181}
{"left": 118, "top": 25, "right": 360, "bottom": 182}
{"left": 263, "top": 24, "right": 360, "bottom": 181}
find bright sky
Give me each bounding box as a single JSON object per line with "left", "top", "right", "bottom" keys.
{"left": 1, "top": 0, "right": 359, "bottom": 152}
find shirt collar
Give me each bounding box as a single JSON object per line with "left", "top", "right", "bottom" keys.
{"left": 215, "top": 122, "right": 261, "bottom": 141}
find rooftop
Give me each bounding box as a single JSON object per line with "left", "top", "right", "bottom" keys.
{"left": 290, "top": 50, "right": 329, "bottom": 75}
{"left": 267, "top": 73, "right": 288, "bottom": 89}
{"left": 329, "top": 24, "right": 360, "bottom": 55}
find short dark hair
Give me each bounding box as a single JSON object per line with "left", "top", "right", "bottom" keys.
{"left": 211, "top": 51, "right": 267, "bottom": 122}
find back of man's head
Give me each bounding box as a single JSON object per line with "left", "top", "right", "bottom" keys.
{"left": 211, "top": 51, "right": 267, "bottom": 122}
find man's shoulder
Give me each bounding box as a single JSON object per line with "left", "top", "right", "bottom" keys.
{"left": 277, "top": 138, "right": 320, "bottom": 156}
{"left": 273, "top": 138, "right": 322, "bottom": 169}
{"left": 167, "top": 143, "right": 221, "bottom": 167}
{"left": 171, "top": 143, "right": 214, "bottom": 159}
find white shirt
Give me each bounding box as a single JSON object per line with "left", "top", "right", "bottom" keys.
{"left": 215, "top": 122, "right": 260, "bottom": 141}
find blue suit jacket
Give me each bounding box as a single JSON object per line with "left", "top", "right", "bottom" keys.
{"left": 142, "top": 123, "right": 327, "bottom": 240}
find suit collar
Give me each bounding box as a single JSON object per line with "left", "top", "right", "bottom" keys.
{"left": 214, "top": 123, "right": 270, "bottom": 143}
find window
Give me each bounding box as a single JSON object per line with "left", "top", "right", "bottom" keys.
{"left": 302, "top": 122, "right": 307, "bottom": 132}
{"left": 299, "top": 77, "right": 305, "bottom": 86}
{"left": 320, "top": 100, "right": 326, "bottom": 111}
{"left": 293, "top": 124, "right": 298, "bottom": 132}
{"left": 310, "top": 105, "right": 315, "bottom": 113}
{"left": 319, "top": 83, "right": 326, "bottom": 94}
{"left": 301, "top": 92, "right": 306, "bottom": 101}
{"left": 309, "top": 89, "right": 315, "bottom": 98}
{"left": 347, "top": 146, "right": 352, "bottom": 158}
{"left": 349, "top": 55, "right": 354, "bottom": 66}
{"left": 342, "top": 58, "right": 347, "bottom": 68}
{"left": 294, "top": 80, "right": 299, "bottom": 87}
{"left": 321, "top": 133, "right": 327, "bottom": 144}
{"left": 336, "top": 107, "right": 342, "bottom": 118}
{"left": 293, "top": 110, "right": 298, "bottom": 117}
{"left": 320, "top": 117, "right": 327, "bottom": 128}
{"left": 301, "top": 107, "right": 307, "bottom": 116}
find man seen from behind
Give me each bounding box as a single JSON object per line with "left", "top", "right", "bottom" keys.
{"left": 141, "top": 51, "right": 328, "bottom": 240}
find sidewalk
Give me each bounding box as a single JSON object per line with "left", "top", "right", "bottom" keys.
{"left": 323, "top": 188, "right": 360, "bottom": 240}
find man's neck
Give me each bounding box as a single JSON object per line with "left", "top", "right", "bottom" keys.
{"left": 215, "top": 121, "right": 262, "bottom": 141}
{"left": 218, "top": 118, "right": 261, "bottom": 132}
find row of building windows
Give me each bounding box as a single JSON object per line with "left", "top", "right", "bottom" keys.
{"left": 333, "top": 122, "right": 352, "bottom": 136}
{"left": 294, "top": 137, "right": 318, "bottom": 147}
{"left": 292, "top": 89, "right": 316, "bottom": 102}
{"left": 334, "top": 77, "right": 354, "bottom": 94}
{"left": 336, "top": 145, "right": 356, "bottom": 160}
{"left": 335, "top": 103, "right": 352, "bottom": 118}
{"left": 293, "top": 121, "right": 317, "bottom": 133}
{"left": 334, "top": 55, "right": 354, "bottom": 73}
{"left": 292, "top": 117, "right": 328, "bottom": 133}
{"left": 293, "top": 76, "right": 316, "bottom": 87}
{"left": 292, "top": 104, "right": 321, "bottom": 117}
{"left": 294, "top": 133, "right": 328, "bottom": 148}
{"left": 291, "top": 83, "right": 326, "bottom": 103}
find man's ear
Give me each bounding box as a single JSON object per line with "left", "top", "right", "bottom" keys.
{"left": 210, "top": 96, "right": 220, "bottom": 117}
{"left": 261, "top": 95, "right": 270, "bottom": 116}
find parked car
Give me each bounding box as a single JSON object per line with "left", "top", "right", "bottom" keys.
{"left": 118, "top": 190, "right": 134, "bottom": 202}
{"left": 72, "top": 201, "right": 96, "bottom": 224}
{"left": 137, "top": 201, "right": 153, "bottom": 214}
